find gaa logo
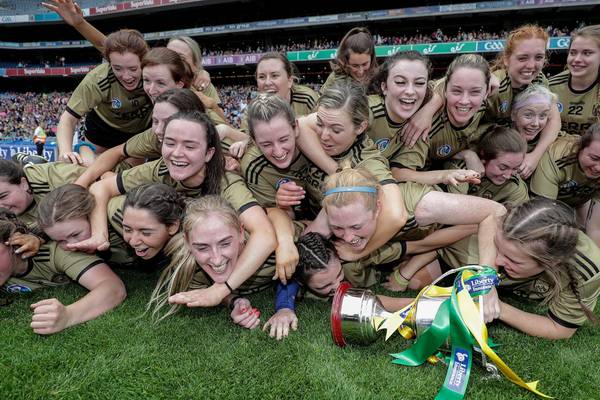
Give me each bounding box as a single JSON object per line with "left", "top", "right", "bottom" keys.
{"left": 3, "top": 283, "right": 32, "bottom": 293}
{"left": 483, "top": 41, "right": 504, "bottom": 51}
{"left": 276, "top": 178, "right": 291, "bottom": 189}
{"left": 499, "top": 100, "right": 509, "bottom": 113}
{"left": 375, "top": 138, "right": 390, "bottom": 151}
{"left": 111, "top": 98, "right": 122, "bottom": 109}
{"left": 557, "top": 102, "right": 564, "bottom": 113}
{"left": 436, "top": 144, "right": 452, "bottom": 157}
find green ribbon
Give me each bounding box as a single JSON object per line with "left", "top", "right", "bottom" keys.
{"left": 435, "top": 276, "right": 474, "bottom": 400}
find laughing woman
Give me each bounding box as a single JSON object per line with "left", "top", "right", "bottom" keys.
{"left": 0, "top": 210, "right": 126, "bottom": 335}
{"left": 70, "top": 110, "right": 276, "bottom": 307}
{"left": 148, "top": 195, "right": 275, "bottom": 329}
{"left": 320, "top": 27, "right": 378, "bottom": 94}
{"left": 56, "top": 29, "right": 152, "bottom": 165}
{"left": 392, "top": 54, "right": 492, "bottom": 185}
{"left": 486, "top": 24, "right": 561, "bottom": 177}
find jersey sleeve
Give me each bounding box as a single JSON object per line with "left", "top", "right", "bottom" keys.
{"left": 220, "top": 172, "right": 260, "bottom": 214}
{"left": 123, "top": 128, "right": 161, "bottom": 159}
{"left": 53, "top": 246, "right": 105, "bottom": 283}
{"left": 116, "top": 159, "right": 162, "bottom": 194}
{"left": 548, "top": 279, "right": 600, "bottom": 328}
{"left": 530, "top": 151, "right": 561, "bottom": 199}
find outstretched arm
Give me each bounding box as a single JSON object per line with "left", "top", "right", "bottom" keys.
{"left": 75, "top": 144, "right": 126, "bottom": 188}
{"left": 42, "top": 0, "right": 108, "bottom": 53}
{"left": 30, "top": 263, "right": 126, "bottom": 335}
{"left": 498, "top": 301, "right": 576, "bottom": 340}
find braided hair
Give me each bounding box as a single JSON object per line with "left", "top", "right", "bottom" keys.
{"left": 502, "top": 197, "right": 598, "bottom": 323}
{"left": 294, "top": 232, "right": 337, "bottom": 284}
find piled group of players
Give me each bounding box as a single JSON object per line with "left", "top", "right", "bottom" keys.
{"left": 1, "top": 0, "right": 599, "bottom": 341}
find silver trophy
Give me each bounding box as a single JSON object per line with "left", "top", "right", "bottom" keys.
{"left": 330, "top": 266, "right": 500, "bottom": 377}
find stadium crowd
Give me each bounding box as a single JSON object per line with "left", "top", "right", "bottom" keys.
{"left": 5, "top": 24, "right": 579, "bottom": 68}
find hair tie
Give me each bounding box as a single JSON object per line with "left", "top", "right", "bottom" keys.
{"left": 323, "top": 186, "right": 377, "bottom": 196}
{"left": 513, "top": 94, "right": 552, "bottom": 111}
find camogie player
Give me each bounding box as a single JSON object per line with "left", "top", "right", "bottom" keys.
{"left": 0, "top": 211, "right": 126, "bottom": 335}
{"left": 446, "top": 126, "right": 529, "bottom": 206}
{"left": 549, "top": 24, "right": 600, "bottom": 136}
{"left": 320, "top": 27, "right": 378, "bottom": 94}
{"left": 487, "top": 24, "right": 561, "bottom": 177}
{"left": 488, "top": 198, "right": 600, "bottom": 340}
{"left": 392, "top": 54, "right": 492, "bottom": 185}
{"left": 237, "top": 52, "right": 318, "bottom": 133}
{"left": 530, "top": 123, "right": 600, "bottom": 244}
{"left": 70, "top": 111, "right": 276, "bottom": 307}
{"left": 148, "top": 195, "right": 275, "bottom": 329}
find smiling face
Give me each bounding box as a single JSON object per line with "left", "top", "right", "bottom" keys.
{"left": 187, "top": 214, "right": 244, "bottom": 284}
{"left": 568, "top": 36, "right": 600, "bottom": 82}
{"left": 512, "top": 102, "right": 551, "bottom": 142}
{"left": 578, "top": 139, "right": 600, "bottom": 179}
{"left": 484, "top": 152, "right": 524, "bottom": 185}
{"left": 445, "top": 67, "right": 488, "bottom": 127}
{"left": 347, "top": 51, "right": 371, "bottom": 82}
{"left": 316, "top": 106, "right": 366, "bottom": 156}
{"left": 44, "top": 218, "right": 91, "bottom": 251}
{"left": 495, "top": 230, "right": 544, "bottom": 279}
{"left": 0, "top": 178, "right": 32, "bottom": 216}
{"left": 123, "top": 207, "right": 177, "bottom": 260}
{"left": 162, "top": 119, "right": 215, "bottom": 187}
{"left": 143, "top": 64, "right": 184, "bottom": 102}
{"left": 504, "top": 38, "right": 546, "bottom": 88}
{"left": 256, "top": 59, "right": 293, "bottom": 102}
{"left": 382, "top": 59, "right": 428, "bottom": 123}
{"left": 326, "top": 202, "right": 378, "bottom": 252}
{"left": 152, "top": 101, "right": 179, "bottom": 143}
{"left": 306, "top": 256, "right": 344, "bottom": 297}
{"left": 252, "top": 115, "right": 298, "bottom": 169}
{"left": 109, "top": 51, "right": 142, "bottom": 91}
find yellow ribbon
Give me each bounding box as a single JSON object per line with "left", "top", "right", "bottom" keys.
{"left": 377, "top": 285, "right": 452, "bottom": 340}
{"left": 456, "top": 271, "right": 552, "bottom": 398}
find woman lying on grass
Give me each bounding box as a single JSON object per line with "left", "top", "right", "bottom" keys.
{"left": 0, "top": 209, "right": 126, "bottom": 335}
{"left": 148, "top": 195, "right": 276, "bottom": 329}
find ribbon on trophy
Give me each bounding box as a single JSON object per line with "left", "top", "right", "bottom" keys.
{"left": 378, "top": 266, "right": 552, "bottom": 399}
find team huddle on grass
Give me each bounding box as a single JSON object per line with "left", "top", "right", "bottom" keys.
{"left": 1, "top": 0, "right": 599, "bottom": 342}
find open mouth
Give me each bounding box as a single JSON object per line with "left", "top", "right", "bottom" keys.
{"left": 170, "top": 160, "right": 189, "bottom": 168}
{"left": 210, "top": 262, "right": 228, "bottom": 274}
{"left": 399, "top": 98, "right": 416, "bottom": 105}
{"left": 349, "top": 238, "right": 364, "bottom": 248}
{"left": 272, "top": 152, "right": 288, "bottom": 162}
{"left": 134, "top": 247, "right": 150, "bottom": 257}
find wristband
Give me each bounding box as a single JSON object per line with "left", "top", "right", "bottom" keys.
{"left": 224, "top": 280, "right": 234, "bottom": 293}
{"left": 228, "top": 296, "right": 241, "bottom": 311}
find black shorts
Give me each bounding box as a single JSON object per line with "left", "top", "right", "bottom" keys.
{"left": 83, "top": 109, "right": 147, "bottom": 149}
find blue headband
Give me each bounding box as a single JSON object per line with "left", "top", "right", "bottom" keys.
{"left": 323, "top": 186, "right": 377, "bottom": 196}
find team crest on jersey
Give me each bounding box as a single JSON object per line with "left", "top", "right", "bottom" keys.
{"left": 111, "top": 98, "right": 123, "bottom": 109}
{"left": 557, "top": 102, "right": 564, "bottom": 113}
{"left": 436, "top": 144, "right": 452, "bottom": 158}
{"left": 3, "top": 283, "right": 32, "bottom": 293}
{"left": 561, "top": 180, "right": 578, "bottom": 190}
{"left": 499, "top": 100, "right": 509, "bottom": 113}
{"left": 375, "top": 138, "right": 390, "bottom": 151}
{"left": 276, "top": 178, "right": 291, "bottom": 189}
